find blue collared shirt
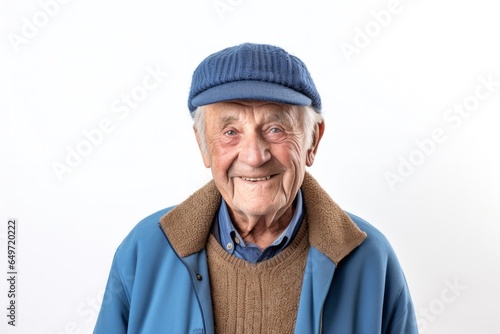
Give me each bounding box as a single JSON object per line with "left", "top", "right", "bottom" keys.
{"left": 212, "top": 189, "right": 305, "bottom": 263}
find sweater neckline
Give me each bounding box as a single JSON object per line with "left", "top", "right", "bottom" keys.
{"left": 206, "top": 219, "right": 309, "bottom": 270}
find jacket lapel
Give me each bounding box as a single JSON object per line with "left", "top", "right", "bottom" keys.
{"left": 159, "top": 180, "right": 221, "bottom": 257}
{"left": 301, "top": 172, "right": 366, "bottom": 265}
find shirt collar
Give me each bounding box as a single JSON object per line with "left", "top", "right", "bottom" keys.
{"left": 216, "top": 189, "right": 304, "bottom": 256}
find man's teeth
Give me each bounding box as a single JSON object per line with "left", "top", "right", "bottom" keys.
{"left": 241, "top": 176, "right": 271, "bottom": 181}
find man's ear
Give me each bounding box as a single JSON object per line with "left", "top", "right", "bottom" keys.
{"left": 306, "top": 121, "right": 325, "bottom": 167}
{"left": 194, "top": 126, "right": 211, "bottom": 168}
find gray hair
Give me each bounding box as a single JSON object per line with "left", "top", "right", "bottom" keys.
{"left": 192, "top": 105, "right": 323, "bottom": 155}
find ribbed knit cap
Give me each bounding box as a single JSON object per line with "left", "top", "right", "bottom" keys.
{"left": 188, "top": 43, "right": 321, "bottom": 114}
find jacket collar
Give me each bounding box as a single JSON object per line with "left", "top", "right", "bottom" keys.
{"left": 159, "top": 172, "right": 366, "bottom": 265}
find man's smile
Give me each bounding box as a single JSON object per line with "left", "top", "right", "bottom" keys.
{"left": 240, "top": 175, "right": 272, "bottom": 182}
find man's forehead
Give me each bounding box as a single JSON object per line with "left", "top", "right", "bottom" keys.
{"left": 206, "top": 100, "right": 296, "bottom": 116}
{"left": 205, "top": 102, "right": 299, "bottom": 128}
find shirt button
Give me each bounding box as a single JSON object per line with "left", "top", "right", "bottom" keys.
{"left": 226, "top": 243, "right": 233, "bottom": 250}
{"left": 234, "top": 237, "right": 240, "bottom": 244}
{"left": 196, "top": 273, "right": 202, "bottom": 281}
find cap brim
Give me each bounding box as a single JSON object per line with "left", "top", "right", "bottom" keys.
{"left": 191, "top": 81, "right": 312, "bottom": 109}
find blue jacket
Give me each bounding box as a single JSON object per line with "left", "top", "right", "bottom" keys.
{"left": 94, "top": 173, "right": 418, "bottom": 333}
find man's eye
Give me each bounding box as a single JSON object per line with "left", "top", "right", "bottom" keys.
{"left": 270, "top": 127, "right": 282, "bottom": 133}
{"left": 225, "top": 130, "right": 237, "bottom": 136}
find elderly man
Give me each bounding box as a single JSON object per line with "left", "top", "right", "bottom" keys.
{"left": 94, "top": 43, "right": 418, "bottom": 333}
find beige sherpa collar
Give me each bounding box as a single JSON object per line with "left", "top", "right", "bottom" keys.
{"left": 159, "top": 172, "right": 367, "bottom": 265}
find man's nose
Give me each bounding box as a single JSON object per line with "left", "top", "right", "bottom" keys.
{"left": 239, "top": 132, "right": 271, "bottom": 167}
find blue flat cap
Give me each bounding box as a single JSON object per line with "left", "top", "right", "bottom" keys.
{"left": 188, "top": 43, "right": 321, "bottom": 114}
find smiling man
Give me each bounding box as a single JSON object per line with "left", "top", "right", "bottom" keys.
{"left": 94, "top": 43, "right": 418, "bottom": 333}
{"left": 196, "top": 100, "right": 321, "bottom": 254}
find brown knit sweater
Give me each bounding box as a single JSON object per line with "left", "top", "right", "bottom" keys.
{"left": 206, "top": 221, "right": 309, "bottom": 334}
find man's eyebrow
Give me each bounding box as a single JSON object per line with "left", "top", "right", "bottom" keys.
{"left": 215, "top": 109, "right": 294, "bottom": 128}
{"left": 217, "top": 115, "right": 239, "bottom": 128}
{"left": 264, "top": 111, "right": 293, "bottom": 125}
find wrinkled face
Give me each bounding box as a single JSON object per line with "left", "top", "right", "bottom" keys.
{"left": 195, "top": 100, "right": 322, "bottom": 221}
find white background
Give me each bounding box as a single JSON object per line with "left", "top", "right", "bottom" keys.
{"left": 1, "top": 0, "right": 499, "bottom": 333}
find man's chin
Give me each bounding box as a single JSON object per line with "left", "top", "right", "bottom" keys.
{"left": 230, "top": 199, "right": 283, "bottom": 218}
